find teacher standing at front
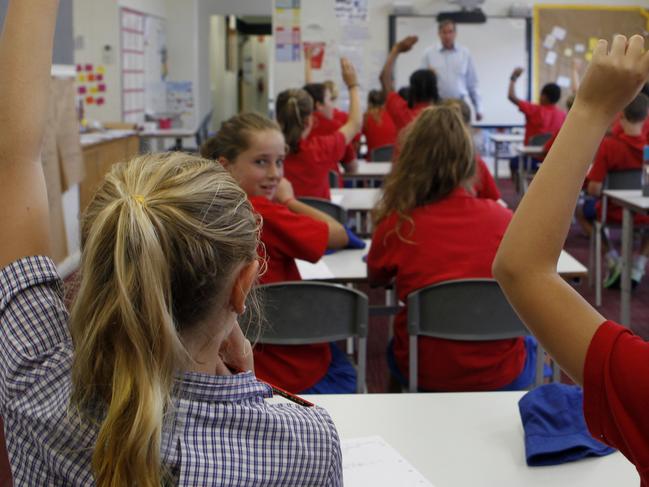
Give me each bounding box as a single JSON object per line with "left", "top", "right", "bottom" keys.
{"left": 420, "top": 19, "right": 483, "bottom": 121}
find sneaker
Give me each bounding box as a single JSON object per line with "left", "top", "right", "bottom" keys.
{"left": 631, "top": 267, "right": 645, "bottom": 289}
{"left": 604, "top": 261, "right": 622, "bottom": 289}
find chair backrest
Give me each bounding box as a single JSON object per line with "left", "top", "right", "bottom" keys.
{"left": 370, "top": 145, "right": 394, "bottom": 162}
{"left": 298, "top": 197, "right": 347, "bottom": 225}
{"left": 195, "top": 109, "right": 214, "bottom": 147}
{"left": 329, "top": 170, "right": 339, "bottom": 188}
{"left": 253, "top": 281, "right": 368, "bottom": 393}
{"left": 528, "top": 132, "right": 552, "bottom": 147}
{"left": 601, "top": 169, "right": 642, "bottom": 223}
{"left": 407, "top": 279, "right": 535, "bottom": 392}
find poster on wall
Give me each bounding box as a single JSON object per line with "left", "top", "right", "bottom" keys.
{"left": 166, "top": 81, "right": 194, "bottom": 115}
{"left": 275, "top": 2, "right": 301, "bottom": 63}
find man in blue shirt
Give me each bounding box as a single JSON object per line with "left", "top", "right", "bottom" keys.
{"left": 421, "top": 20, "right": 483, "bottom": 121}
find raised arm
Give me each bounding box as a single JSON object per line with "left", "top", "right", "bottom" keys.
{"left": 0, "top": 0, "right": 60, "bottom": 268}
{"left": 379, "top": 36, "right": 418, "bottom": 94}
{"left": 507, "top": 67, "right": 523, "bottom": 105}
{"left": 337, "top": 58, "right": 362, "bottom": 145}
{"left": 493, "top": 35, "right": 649, "bottom": 385}
{"left": 304, "top": 44, "right": 314, "bottom": 84}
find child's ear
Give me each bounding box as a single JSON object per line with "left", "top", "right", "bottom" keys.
{"left": 218, "top": 156, "right": 231, "bottom": 168}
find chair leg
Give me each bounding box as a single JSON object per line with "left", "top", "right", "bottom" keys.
{"left": 408, "top": 335, "right": 417, "bottom": 393}
{"left": 588, "top": 229, "right": 595, "bottom": 288}
{"left": 357, "top": 337, "right": 367, "bottom": 394}
{"left": 595, "top": 221, "right": 602, "bottom": 307}
{"left": 386, "top": 287, "right": 396, "bottom": 340}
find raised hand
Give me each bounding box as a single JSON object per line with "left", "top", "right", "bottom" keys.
{"left": 341, "top": 57, "right": 358, "bottom": 88}
{"left": 395, "top": 36, "right": 418, "bottom": 53}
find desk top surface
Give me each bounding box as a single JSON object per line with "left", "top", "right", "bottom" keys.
{"left": 296, "top": 392, "right": 636, "bottom": 487}
{"left": 604, "top": 190, "right": 649, "bottom": 212}
{"left": 345, "top": 162, "right": 392, "bottom": 178}
{"left": 80, "top": 130, "right": 138, "bottom": 147}
{"left": 489, "top": 133, "right": 525, "bottom": 143}
{"left": 331, "top": 188, "right": 381, "bottom": 211}
{"left": 515, "top": 144, "right": 546, "bottom": 155}
{"left": 140, "top": 128, "right": 197, "bottom": 138}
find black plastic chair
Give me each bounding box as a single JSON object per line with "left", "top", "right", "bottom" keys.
{"left": 370, "top": 145, "right": 394, "bottom": 162}
{"left": 298, "top": 197, "right": 347, "bottom": 225}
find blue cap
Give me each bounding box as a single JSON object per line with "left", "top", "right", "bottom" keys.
{"left": 518, "top": 383, "right": 615, "bottom": 466}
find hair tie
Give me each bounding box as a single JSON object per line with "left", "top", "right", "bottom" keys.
{"left": 132, "top": 194, "right": 147, "bottom": 207}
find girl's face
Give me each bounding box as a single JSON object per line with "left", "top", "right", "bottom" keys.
{"left": 221, "top": 129, "right": 286, "bottom": 200}
{"left": 317, "top": 88, "right": 335, "bottom": 120}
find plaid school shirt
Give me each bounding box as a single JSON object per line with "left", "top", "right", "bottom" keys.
{"left": 0, "top": 256, "right": 342, "bottom": 486}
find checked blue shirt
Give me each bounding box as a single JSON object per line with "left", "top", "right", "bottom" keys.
{"left": 0, "top": 256, "right": 342, "bottom": 486}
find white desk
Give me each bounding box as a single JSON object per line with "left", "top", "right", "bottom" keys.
{"left": 343, "top": 161, "right": 392, "bottom": 183}
{"left": 298, "top": 392, "right": 636, "bottom": 487}
{"left": 602, "top": 190, "right": 649, "bottom": 326}
{"left": 297, "top": 242, "right": 587, "bottom": 283}
{"left": 331, "top": 188, "right": 381, "bottom": 234}
{"left": 515, "top": 144, "right": 546, "bottom": 195}
{"left": 79, "top": 129, "right": 138, "bottom": 148}
{"left": 488, "top": 132, "right": 524, "bottom": 184}
{"left": 140, "top": 128, "right": 197, "bottom": 152}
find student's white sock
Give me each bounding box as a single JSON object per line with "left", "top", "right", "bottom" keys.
{"left": 633, "top": 254, "right": 648, "bottom": 271}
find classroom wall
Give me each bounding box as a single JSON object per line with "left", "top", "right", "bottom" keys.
{"left": 209, "top": 17, "right": 239, "bottom": 129}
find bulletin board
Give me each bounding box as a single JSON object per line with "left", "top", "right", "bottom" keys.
{"left": 534, "top": 5, "right": 649, "bottom": 107}
{"left": 390, "top": 16, "right": 531, "bottom": 128}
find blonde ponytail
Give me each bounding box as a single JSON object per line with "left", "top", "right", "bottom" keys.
{"left": 276, "top": 88, "right": 313, "bottom": 153}
{"left": 69, "top": 152, "right": 259, "bottom": 487}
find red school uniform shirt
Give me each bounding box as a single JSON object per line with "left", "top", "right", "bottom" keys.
{"left": 611, "top": 114, "right": 649, "bottom": 142}
{"left": 311, "top": 110, "right": 357, "bottom": 169}
{"left": 473, "top": 156, "right": 501, "bottom": 201}
{"left": 584, "top": 320, "right": 649, "bottom": 486}
{"left": 283, "top": 131, "right": 347, "bottom": 200}
{"left": 586, "top": 132, "right": 649, "bottom": 224}
{"left": 385, "top": 91, "right": 430, "bottom": 136}
{"left": 249, "top": 196, "right": 332, "bottom": 393}
{"left": 362, "top": 109, "right": 397, "bottom": 155}
{"left": 516, "top": 100, "right": 566, "bottom": 144}
{"left": 367, "top": 188, "right": 525, "bottom": 391}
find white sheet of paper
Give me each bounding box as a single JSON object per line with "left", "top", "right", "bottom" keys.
{"left": 556, "top": 76, "right": 571, "bottom": 88}
{"left": 342, "top": 436, "right": 434, "bottom": 487}
{"left": 564, "top": 48, "right": 573, "bottom": 57}
{"left": 551, "top": 26, "right": 567, "bottom": 40}
{"left": 543, "top": 34, "right": 556, "bottom": 49}
{"left": 575, "top": 43, "right": 586, "bottom": 53}
{"left": 545, "top": 51, "right": 558, "bottom": 66}
{"left": 295, "top": 259, "right": 335, "bottom": 280}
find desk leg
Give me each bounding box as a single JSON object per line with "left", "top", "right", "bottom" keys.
{"left": 620, "top": 208, "right": 633, "bottom": 326}
{"left": 155, "top": 138, "right": 165, "bottom": 153}
{"left": 517, "top": 153, "right": 525, "bottom": 195}
{"left": 493, "top": 141, "right": 500, "bottom": 188}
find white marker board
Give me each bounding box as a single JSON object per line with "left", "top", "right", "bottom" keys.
{"left": 391, "top": 16, "right": 530, "bottom": 127}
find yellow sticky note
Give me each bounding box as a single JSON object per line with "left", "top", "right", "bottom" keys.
{"left": 564, "top": 48, "right": 573, "bottom": 57}
{"left": 585, "top": 52, "right": 593, "bottom": 62}
{"left": 90, "top": 86, "right": 99, "bottom": 94}
{"left": 588, "top": 37, "right": 599, "bottom": 51}
{"left": 77, "top": 74, "right": 86, "bottom": 83}
{"left": 97, "top": 66, "right": 106, "bottom": 75}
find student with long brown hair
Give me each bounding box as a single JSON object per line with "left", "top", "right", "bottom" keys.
{"left": 277, "top": 58, "right": 362, "bottom": 200}
{"left": 0, "top": 2, "right": 342, "bottom": 485}
{"left": 367, "top": 105, "right": 537, "bottom": 391}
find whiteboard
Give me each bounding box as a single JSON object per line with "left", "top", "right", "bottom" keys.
{"left": 392, "top": 16, "right": 530, "bottom": 127}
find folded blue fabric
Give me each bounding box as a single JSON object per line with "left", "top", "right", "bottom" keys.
{"left": 518, "top": 383, "right": 615, "bottom": 466}
{"left": 325, "top": 226, "right": 366, "bottom": 255}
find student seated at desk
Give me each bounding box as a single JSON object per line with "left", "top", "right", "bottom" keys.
{"left": 0, "top": 2, "right": 343, "bottom": 485}
{"left": 279, "top": 58, "right": 361, "bottom": 200}
{"left": 611, "top": 83, "right": 649, "bottom": 141}
{"left": 367, "top": 105, "right": 537, "bottom": 392}
{"left": 507, "top": 67, "right": 566, "bottom": 183}
{"left": 201, "top": 112, "right": 357, "bottom": 396}
{"left": 362, "top": 90, "right": 397, "bottom": 157}
{"left": 380, "top": 36, "right": 440, "bottom": 137}
{"left": 584, "top": 93, "right": 649, "bottom": 289}
{"left": 493, "top": 34, "right": 649, "bottom": 487}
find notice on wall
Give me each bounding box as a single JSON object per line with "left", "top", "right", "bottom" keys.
{"left": 275, "top": 5, "right": 302, "bottom": 63}
{"left": 166, "top": 81, "right": 194, "bottom": 115}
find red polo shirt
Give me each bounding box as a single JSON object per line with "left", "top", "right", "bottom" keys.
{"left": 249, "top": 196, "right": 332, "bottom": 393}
{"left": 516, "top": 100, "right": 566, "bottom": 144}
{"left": 474, "top": 156, "right": 501, "bottom": 201}
{"left": 362, "top": 109, "right": 397, "bottom": 156}
{"left": 283, "top": 131, "right": 346, "bottom": 200}
{"left": 385, "top": 91, "right": 430, "bottom": 135}
{"left": 584, "top": 320, "right": 649, "bottom": 487}
{"left": 367, "top": 188, "right": 525, "bottom": 391}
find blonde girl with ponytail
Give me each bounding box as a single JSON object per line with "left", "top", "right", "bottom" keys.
{"left": 201, "top": 112, "right": 358, "bottom": 395}
{"left": 0, "top": 2, "right": 342, "bottom": 485}
{"left": 367, "top": 105, "right": 539, "bottom": 393}
{"left": 277, "top": 58, "right": 362, "bottom": 200}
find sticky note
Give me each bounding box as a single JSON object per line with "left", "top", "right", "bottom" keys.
{"left": 90, "top": 86, "right": 99, "bottom": 94}
{"left": 85, "top": 63, "right": 93, "bottom": 72}
{"left": 588, "top": 37, "right": 599, "bottom": 50}
{"left": 97, "top": 66, "right": 106, "bottom": 74}
{"left": 85, "top": 96, "right": 95, "bottom": 104}
{"left": 77, "top": 74, "right": 86, "bottom": 83}
{"left": 551, "top": 26, "right": 567, "bottom": 41}
{"left": 585, "top": 52, "right": 593, "bottom": 62}
{"left": 98, "top": 83, "right": 106, "bottom": 92}
{"left": 88, "top": 74, "right": 95, "bottom": 82}
{"left": 564, "top": 48, "right": 573, "bottom": 57}
{"left": 96, "top": 74, "right": 104, "bottom": 81}
{"left": 575, "top": 43, "right": 585, "bottom": 53}
{"left": 96, "top": 97, "right": 105, "bottom": 106}
{"left": 543, "top": 34, "right": 556, "bottom": 50}
{"left": 76, "top": 64, "right": 82, "bottom": 72}
{"left": 77, "top": 86, "right": 87, "bottom": 95}
{"left": 545, "top": 51, "right": 558, "bottom": 66}
{"left": 556, "top": 76, "right": 571, "bottom": 88}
